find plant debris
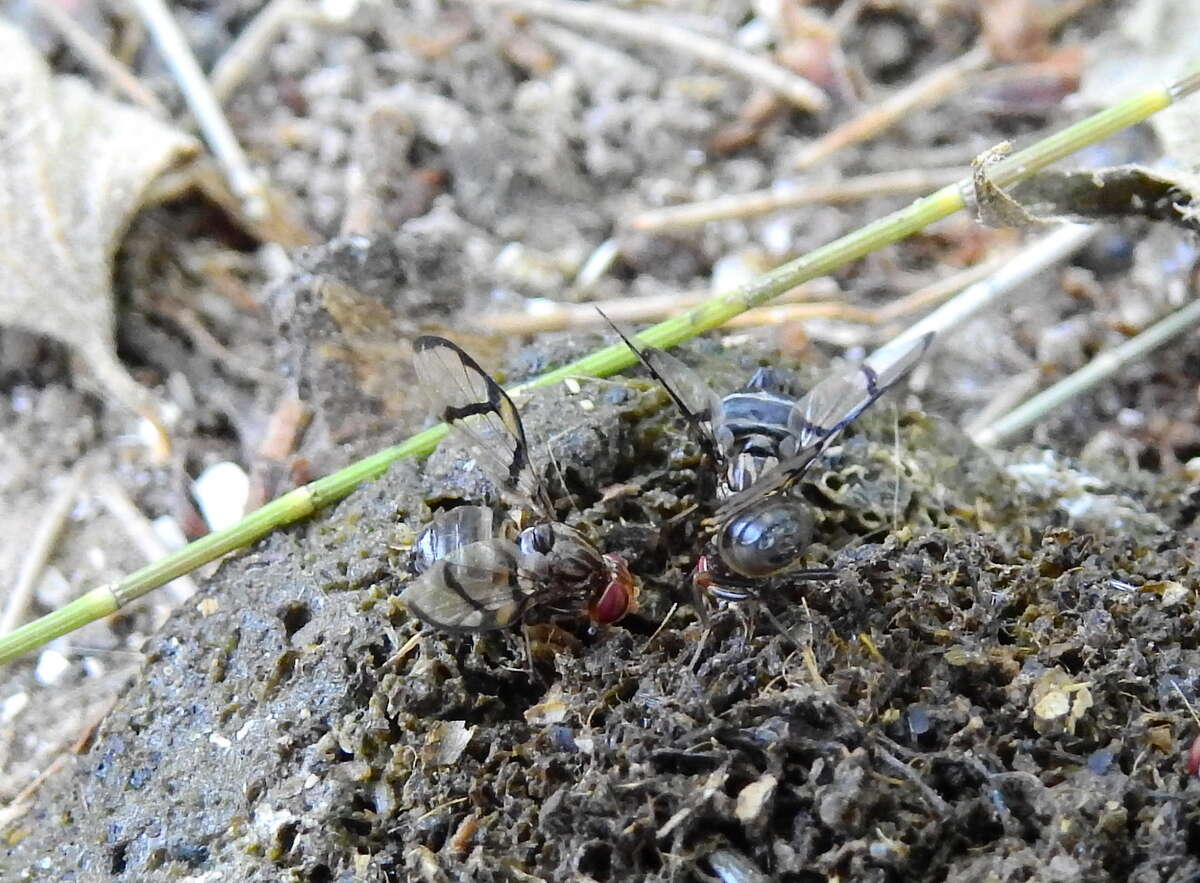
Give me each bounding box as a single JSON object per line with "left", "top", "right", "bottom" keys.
{"left": 0, "top": 22, "right": 196, "bottom": 445}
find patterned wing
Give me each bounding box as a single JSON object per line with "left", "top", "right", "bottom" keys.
{"left": 413, "top": 336, "right": 550, "bottom": 516}
{"left": 789, "top": 332, "right": 933, "bottom": 450}
{"left": 400, "top": 538, "right": 532, "bottom": 632}
{"left": 716, "top": 332, "right": 933, "bottom": 517}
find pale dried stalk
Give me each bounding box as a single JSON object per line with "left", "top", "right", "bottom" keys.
{"left": 1, "top": 463, "right": 89, "bottom": 636}
{"left": 972, "top": 294, "right": 1200, "bottom": 447}
{"left": 888, "top": 224, "right": 1097, "bottom": 351}
{"left": 794, "top": 45, "right": 992, "bottom": 169}
{"left": 479, "top": 279, "right": 840, "bottom": 334}
{"left": 628, "top": 167, "right": 967, "bottom": 233}
{"left": 482, "top": 251, "right": 1010, "bottom": 337}
{"left": 478, "top": 0, "right": 829, "bottom": 111}
{"left": 31, "top": 0, "right": 167, "bottom": 115}
{"left": 872, "top": 256, "right": 1010, "bottom": 325}
{"left": 92, "top": 475, "right": 200, "bottom": 603}
{"left": 132, "top": 0, "right": 268, "bottom": 220}
{"left": 210, "top": 0, "right": 329, "bottom": 103}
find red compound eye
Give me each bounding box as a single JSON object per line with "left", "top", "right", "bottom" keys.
{"left": 589, "top": 555, "right": 637, "bottom": 624}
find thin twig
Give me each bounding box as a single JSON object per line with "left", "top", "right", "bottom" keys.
{"left": 628, "top": 167, "right": 967, "bottom": 233}
{"left": 794, "top": 45, "right": 992, "bottom": 169}
{"left": 889, "top": 224, "right": 1098, "bottom": 350}
{"left": 132, "top": 0, "right": 269, "bottom": 220}
{"left": 478, "top": 0, "right": 828, "bottom": 112}
{"left": 871, "top": 256, "right": 1011, "bottom": 325}
{"left": 31, "top": 0, "right": 168, "bottom": 115}
{"left": 972, "top": 295, "right": 1200, "bottom": 447}
{"left": 210, "top": 0, "right": 330, "bottom": 103}
{"left": 0, "top": 463, "right": 89, "bottom": 636}
{"left": 92, "top": 475, "right": 200, "bottom": 603}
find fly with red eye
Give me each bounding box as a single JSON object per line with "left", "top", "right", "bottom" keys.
{"left": 400, "top": 336, "right": 639, "bottom": 633}
{"left": 603, "top": 316, "right": 932, "bottom": 612}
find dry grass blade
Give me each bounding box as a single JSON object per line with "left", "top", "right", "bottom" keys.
{"left": 30, "top": 0, "right": 168, "bottom": 115}
{"left": 972, "top": 294, "right": 1200, "bottom": 447}
{"left": 210, "top": 0, "right": 337, "bottom": 103}
{"left": 0, "top": 462, "right": 89, "bottom": 636}
{"left": 627, "top": 167, "right": 967, "bottom": 233}
{"left": 0, "top": 22, "right": 198, "bottom": 448}
{"left": 479, "top": 0, "right": 829, "bottom": 112}
{"left": 133, "top": 0, "right": 268, "bottom": 220}
{"left": 794, "top": 45, "right": 992, "bottom": 169}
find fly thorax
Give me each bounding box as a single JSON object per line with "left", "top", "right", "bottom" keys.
{"left": 518, "top": 523, "right": 606, "bottom": 594}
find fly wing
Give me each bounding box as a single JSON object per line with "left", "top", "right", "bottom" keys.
{"left": 413, "top": 336, "right": 550, "bottom": 516}
{"left": 715, "top": 332, "right": 933, "bottom": 518}
{"left": 640, "top": 347, "right": 725, "bottom": 448}
{"left": 599, "top": 312, "right": 724, "bottom": 461}
{"left": 788, "top": 332, "right": 933, "bottom": 451}
{"left": 400, "top": 538, "right": 532, "bottom": 633}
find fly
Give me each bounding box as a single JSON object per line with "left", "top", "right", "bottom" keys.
{"left": 400, "top": 336, "right": 637, "bottom": 633}
{"left": 608, "top": 322, "right": 933, "bottom": 605}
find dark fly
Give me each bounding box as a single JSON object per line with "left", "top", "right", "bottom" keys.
{"left": 610, "top": 324, "right": 933, "bottom": 604}
{"left": 400, "top": 336, "right": 636, "bottom": 633}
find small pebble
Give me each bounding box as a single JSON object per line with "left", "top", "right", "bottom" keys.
{"left": 1, "top": 691, "right": 29, "bottom": 721}
{"left": 35, "top": 649, "right": 70, "bottom": 685}
{"left": 193, "top": 461, "right": 251, "bottom": 532}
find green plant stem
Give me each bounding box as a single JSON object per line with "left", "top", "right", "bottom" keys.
{"left": 0, "top": 69, "right": 1193, "bottom": 665}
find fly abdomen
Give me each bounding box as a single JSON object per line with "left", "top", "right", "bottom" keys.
{"left": 717, "top": 498, "right": 814, "bottom": 578}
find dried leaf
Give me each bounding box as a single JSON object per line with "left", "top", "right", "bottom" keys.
{"left": 1008, "top": 166, "right": 1200, "bottom": 233}
{"left": 969, "top": 142, "right": 1048, "bottom": 229}
{"left": 0, "top": 22, "right": 198, "bottom": 442}
{"left": 423, "top": 720, "right": 474, "bottom": 766}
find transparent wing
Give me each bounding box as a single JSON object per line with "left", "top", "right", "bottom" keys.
{"left": 413, "top": 336, "right": 550, "bottom": 516}
{"left": 400, "top": 538, "right": 532, "bottom": 633}
{"left": 715, "top": 332, "right": 933, "bottom": 518}
{"left": 410, "top": 506, "right": 495, "bottom": 574}
{"left": 789, "top": 332, "right": 933, "bottom": 450}
{"left": 598, "top": 310, "right": 724, "bottom": 461}
{"left": 641, "top": 347, "right": 725, "bottom": 444}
